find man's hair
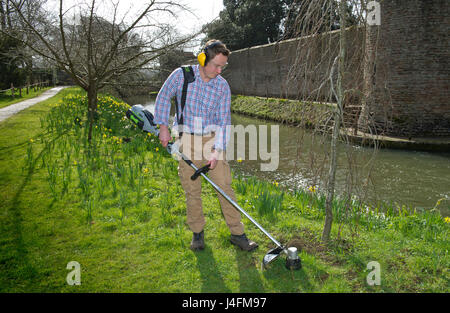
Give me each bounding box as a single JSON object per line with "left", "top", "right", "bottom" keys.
{"left": 204, "top": 39, "right": 230, "bottom": 60}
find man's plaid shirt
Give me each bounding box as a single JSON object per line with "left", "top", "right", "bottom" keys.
{"left": 153, "top": 65, "right": 231, "bottom": 151}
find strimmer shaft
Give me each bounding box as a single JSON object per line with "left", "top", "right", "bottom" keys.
{"left": 175, "top": 148, "right": 284, "bottom": 250}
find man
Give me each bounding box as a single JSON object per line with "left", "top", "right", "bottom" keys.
{"left": 153, "top": 39, "right": 258, "bottom": 252}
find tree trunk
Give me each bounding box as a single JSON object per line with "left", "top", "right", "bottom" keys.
{"left": 322, "top": 0, "right": 347, "bottom": 243}
{"left": 5, "top": 0, "right": 11, "bottom": 29}
{"left": 0, "top": 0, "right": 6, "bottom": 30}
{"left": 86, "top": 84, "right": 98, "bottom": 142}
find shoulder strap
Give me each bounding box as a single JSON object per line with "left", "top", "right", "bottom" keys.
{"left": 177, "top": 66, "right": 195, "bottom": 135}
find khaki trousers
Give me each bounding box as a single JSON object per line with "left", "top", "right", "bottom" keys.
{"left": 178, "top": 133, "right": 245, "bottom": 235}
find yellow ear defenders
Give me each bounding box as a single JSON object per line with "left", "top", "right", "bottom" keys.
{"left": 197, "top": 41, "right": 223, "bottom": 67}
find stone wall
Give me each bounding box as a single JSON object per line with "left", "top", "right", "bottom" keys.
{"left": 223, "top": 26, "right": 365, "bottom": 103}
{"left": 358, "top": 0, "right": 450, "bottom": 137}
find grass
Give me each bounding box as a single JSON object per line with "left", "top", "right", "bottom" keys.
{"left": 0, "top": 87, "right": 448, "bottom": 293}
{"left": 0, "top": 87, "right": 53, "bottom": 109}
{"left": 230, "top": 94, "right": 333, "bottom": 128}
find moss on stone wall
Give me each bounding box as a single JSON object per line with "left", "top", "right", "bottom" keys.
{"left": 231, "top": 94, "right": 334, "bottom": 129}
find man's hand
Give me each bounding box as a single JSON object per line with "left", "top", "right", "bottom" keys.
{"left": 207, "top": 149, "right": 220, "bottom": 170}
{"left": 158, "top": 125, "right": 171, "bottom": 148}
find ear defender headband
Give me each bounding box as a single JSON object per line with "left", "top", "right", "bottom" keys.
{"left": 197, "top": 41, "right": 223, "bottom": 67}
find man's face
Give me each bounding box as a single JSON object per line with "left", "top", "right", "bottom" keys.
{"left": 203, "top": 53, "right": 228, "bottom": 80}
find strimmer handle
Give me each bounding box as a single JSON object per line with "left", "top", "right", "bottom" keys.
{"left": 190, "top": 164, "right": 211, "bottom": 180}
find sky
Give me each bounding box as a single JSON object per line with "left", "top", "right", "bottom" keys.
{"left": 178, "top": 0, "right": 224, "bottom": 33}
{"left": 175, "top": 0, "right": 224, "bottom": 50}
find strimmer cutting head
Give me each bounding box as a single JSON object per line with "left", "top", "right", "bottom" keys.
{"left": 262, "top": 246, "right": 302, "bottom": 270}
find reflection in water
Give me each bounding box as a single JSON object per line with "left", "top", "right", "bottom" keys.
{"left": 128, "top": 95, "right": 450, "bottom": 216}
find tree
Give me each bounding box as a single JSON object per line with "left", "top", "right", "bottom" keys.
{"left": 282, "top": 0, "right": 337, "bottom": 39}
{"left": 6, "top": 0, "right": 200, "bottom": 141}
{"left": 204, "top": 0, "right": 289, "bottom": 50}
{"left": 0, "top": 0, "right": 46, "bottom": 89}
{"left": 0, "top": 33, "right": 26, "bottom": 89}
{"left": 321, "top": 0, "right": 347, "bottom": 243}
{"left": 283, "top": 0, "right": 380, "bottom": 244}
{"left": 281, "top": 0, "right": 358, "bottom": 39}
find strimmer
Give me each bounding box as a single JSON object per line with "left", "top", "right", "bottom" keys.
{"left": 126, "top": 104, "right": 301, "bottom": 270}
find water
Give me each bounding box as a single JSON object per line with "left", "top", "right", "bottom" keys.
{"left": 128, "top": 94, "right": 450, "bottom": 216}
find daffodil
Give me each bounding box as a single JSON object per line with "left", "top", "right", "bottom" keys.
{"left": 273, "top": 181, "right": 279, "bottom": 187}
{"left": 308, "top": 186, "right": 317, "bottom": 193}
{"left": 237, "top": 158, "right": 243, "bottom": 163}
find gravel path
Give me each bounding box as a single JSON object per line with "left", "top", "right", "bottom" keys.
{"left": 0, "top": 86, "right": 68, "bottom": 123}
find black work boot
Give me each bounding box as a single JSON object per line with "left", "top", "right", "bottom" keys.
{"left": 190, "top": 230, "right": 205, "bottom": 251}
{"left": 230, "top": 233, "right": 258, "bottom": 251}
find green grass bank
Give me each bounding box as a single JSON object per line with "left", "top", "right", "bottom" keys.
{"left": 231, "top": 95, "right": 333, "bottom": 129}
{"left": 0, "top": 87, "right": 448, "bottom": 292}
{"left": 0, "top": 87, "right": 52, "bottom": 109}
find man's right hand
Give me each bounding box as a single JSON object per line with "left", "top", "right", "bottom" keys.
{"left": 158, "top": 125, "right": 171, "bottom": 148}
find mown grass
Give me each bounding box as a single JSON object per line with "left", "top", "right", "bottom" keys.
{"left": 0, "top": 87, "right": 448, "bottom": 293}
{"left": 0, "top": 87, "right": 52, "bottom": 109}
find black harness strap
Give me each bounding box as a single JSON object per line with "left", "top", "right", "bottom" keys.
{"left": 176, "top": 66, "right": 195, "bottom": 137}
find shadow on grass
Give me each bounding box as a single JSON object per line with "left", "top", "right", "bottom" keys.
{"left": 0, "top": 133, "right": 52, "bottom": 156}
{"left": 0, "top": 131, "right": 64, "bottom": 291}
{"left": 234, "top": 248, "right": 266, "bottom": 292}
{"left": 261, "top": 257, "right": 314, "bottom": 292}
{"left": 0, "top": 149, "right": 45, "bottom": 291}
{"left": 194, "top": 247, "right": 232, "bottom": 293}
